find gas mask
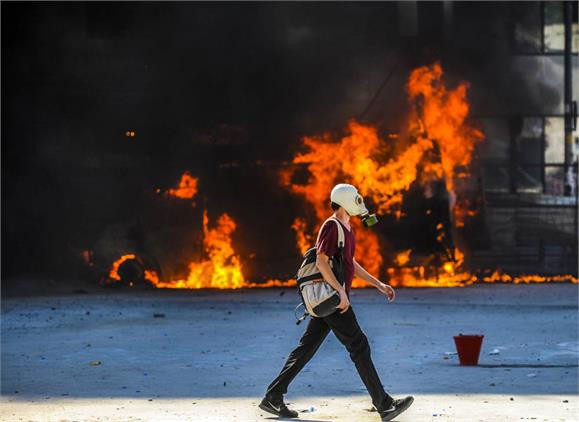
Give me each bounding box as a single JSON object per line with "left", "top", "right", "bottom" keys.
{"left": 330, "top": 184, "right": 379, "bottom": 228}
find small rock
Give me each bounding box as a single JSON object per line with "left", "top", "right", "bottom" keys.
{"left": 510, "top": 397, "right": 514, "bottom": 401}
{"left": 223, "top": 381, "right": 227, "bottom": 386}
{"left": 489, "top": 383, "right": 496, "bottom": 387}
{"left": 89, "top": 360, "right": 102, "bottom": 366}
{"left": 563, "top": 400, "right": 568, "bottom": 403}
{"left": 153, "top": 313, "right": 165, "bottom": 318}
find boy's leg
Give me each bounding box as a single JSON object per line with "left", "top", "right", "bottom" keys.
{"left": 324, "top": 306, "right": 394, "bottom": 413}
{"left": 265, "top": 315, "right": 331, "bottom": 398}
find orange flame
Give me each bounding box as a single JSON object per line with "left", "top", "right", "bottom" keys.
{"left": 395, "top": 249, "right": 412, "bottom": 266}
{"left": 279, "top": 63, "right": 488, "bottom": 287}
{"left": 151, "top": 211, "right": 245, "bottom": 289}
{"left": 167, "top": 172, "right": 199, "bottom": 199}
{"left": 108, "top": 254, "right": 137, "bottom": 280}
{"left": 407, "top": 63, "right": 484, "bottom": 228}
{"left": 105, "top": 63, "right": 577, "bottom": 289}
{"left": 292, "top": 217, "right": 314, "bottom": 255}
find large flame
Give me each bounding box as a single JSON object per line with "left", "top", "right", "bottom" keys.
{"left": 152, "top": 211, "right": 245, "bottom": 289}
{"left": 279, "top": 62, "right": 572, "bottom": 288}
{"left": 106, "top": 63, "right": 577, "bottom": 289}
{"left": 107, "top": 215, "right": 296, "bottom": 288}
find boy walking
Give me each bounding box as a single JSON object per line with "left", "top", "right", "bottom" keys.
{"left": 260, "top": 184, "right": 414, "bottom": 421}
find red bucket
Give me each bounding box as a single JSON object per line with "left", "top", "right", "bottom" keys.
{"left": 453, "top": 334, "right": 484, "bottom": 366}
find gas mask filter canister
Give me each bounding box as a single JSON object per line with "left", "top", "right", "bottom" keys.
{"left": 361, "top": 212, "right": 379, "bottom": 227}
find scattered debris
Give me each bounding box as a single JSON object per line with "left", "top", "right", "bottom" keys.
{"left": 72, "top": 289, "right": 88, "bottom": 294}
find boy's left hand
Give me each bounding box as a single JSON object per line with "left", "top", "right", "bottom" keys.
{"left": 377, "top": 282, "right": 395, "bottom": 302}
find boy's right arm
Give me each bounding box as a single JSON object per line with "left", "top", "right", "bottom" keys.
{"left": 316, "top": 252, "right": 350, "bottom": 313}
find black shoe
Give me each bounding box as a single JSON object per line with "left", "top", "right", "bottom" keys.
{"left": 259, "top": 394, "right": 299, "bottom": 418}
{"left": 380, "top": 396, "right": 414, "bottom": 421}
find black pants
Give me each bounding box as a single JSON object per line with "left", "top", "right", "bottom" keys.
{"left": 266, "top": 305, "right": 394, "bottom": 412}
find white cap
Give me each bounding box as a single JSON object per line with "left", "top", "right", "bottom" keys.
{"left": 330, "top": 183, "right": 369, "bottom": 216}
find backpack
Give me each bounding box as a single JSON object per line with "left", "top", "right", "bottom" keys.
{"left": 295, "top": 217, "right": 345, "bottom": 322}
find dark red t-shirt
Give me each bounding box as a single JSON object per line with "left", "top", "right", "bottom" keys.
{"left": 315, "top": 218, "right": 356, "bottom": 295}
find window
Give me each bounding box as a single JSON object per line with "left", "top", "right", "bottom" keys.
{"left": 544, "top": 1, "right": 579, "bottom": 53}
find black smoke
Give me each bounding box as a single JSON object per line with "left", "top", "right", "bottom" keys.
{"left": 2, "top": 2, "right": 562, "bottom": 283}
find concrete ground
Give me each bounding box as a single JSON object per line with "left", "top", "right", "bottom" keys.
{"left": 1, "top": 284, "right": 578, "bottom": 421}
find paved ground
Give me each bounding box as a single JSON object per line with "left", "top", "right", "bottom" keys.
{"left": 1, "top": 284, "right": 578, "bottom": 421}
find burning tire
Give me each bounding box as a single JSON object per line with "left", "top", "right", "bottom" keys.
{"left": 103, "top": 253, "right": 161, "bottom": 288}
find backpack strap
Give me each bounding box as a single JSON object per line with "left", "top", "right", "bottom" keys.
{"left": 316, "top": 216, "right": 345, "bottom": 250}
